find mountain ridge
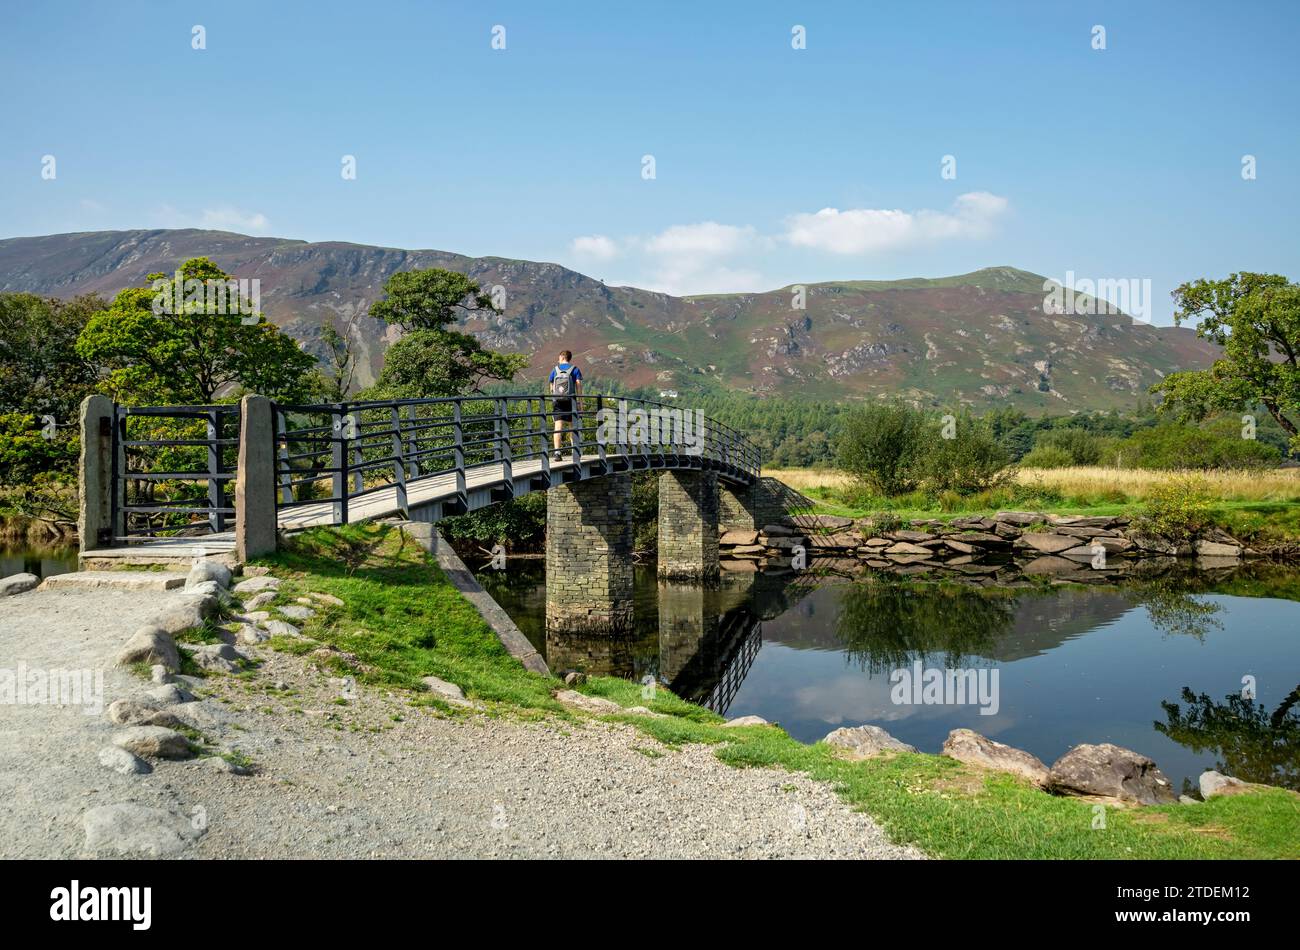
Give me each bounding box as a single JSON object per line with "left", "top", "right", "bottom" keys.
{"left": 0, "top": 229, "right": 1217, "bottom": 411}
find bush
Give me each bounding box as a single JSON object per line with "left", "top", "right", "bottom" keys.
{"left": 915, "top": 416, "right": 1013, "bottom": 494}
{"left": 1115, "top": 423, "right": 1280, "bottom": 470}
{"left": 1034, "top": 428, "right": 1105, "bottom": 465}
{"left": 837, "top": 403, "right": 924, "bottom": 495}
{"left": 1136, "top": 474, "right": 1215, "bottom": 541}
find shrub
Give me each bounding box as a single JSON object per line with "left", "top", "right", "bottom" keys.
{"left": 1019, "top": 445, "right": 1074, "bottom": 469}
{"left": 1136, "top": 474, "right": 1215, "bottom": 541}
{"left": 836, "top": 403, "right": 925, "bottom": 495}
{"left": 1034, "top": 428, "right": 1105, "bottom": 465}
{"left": 1115, "top": 423, "right": 1280, "bottom": 470}
{"left": 915, "top": 416, "right": 1013, "bottom": 494}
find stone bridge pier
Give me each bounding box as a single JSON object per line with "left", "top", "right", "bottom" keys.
{"left": 545, "top": 475, "right": 635, "bottom": 634}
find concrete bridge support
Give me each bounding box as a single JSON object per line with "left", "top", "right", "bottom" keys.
{"left": 545, "top": 474, "right": 634, "bottom": 634}
{"left": 657, "top": 470, "right": 719, "bottom": 581}
{"left": 236, "top": 394, "right": 278, "bottom": 560}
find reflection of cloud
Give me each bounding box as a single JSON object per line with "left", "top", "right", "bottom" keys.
{"left": 784, "top": 192, "right": 1009, "bottom": 255}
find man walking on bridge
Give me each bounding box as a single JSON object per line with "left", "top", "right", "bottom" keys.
{"left": 549, "top": 349, "right": 583, "bottom": 461}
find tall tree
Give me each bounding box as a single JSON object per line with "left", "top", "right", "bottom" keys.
{"left": 0, "top": 292, "right": 103, "bottom": 420}
{"left": 365, "top": 268, "right": 524, "bottom": 398}
{"left": 76, "top": 257, "right": 316, "bottom": 404}
{"left": 1152, "top": 273, "right": 1300, "bottom": 448}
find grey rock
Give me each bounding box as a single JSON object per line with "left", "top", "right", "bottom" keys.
{"left": 115, "top": 626, "right": 180, "bottom": 672}
{"left": 562, "top": 671, "right": 587, "bottom": 687}
{"left": 1199, "top": 770, "right": 1253, "bottom": 799}
{"left": 262, "top": 620, "right": 301, "bottom": 638}
{"left": 106, "top": 698, "right": 181, "bottom": 728}
{"left": 200, "top": 754, "right": 250, "bottom": 776}
{"left": 111, "top": 726, "right": 193, "bottom": 759}
{"left": 723, "top": 715, "right": 769, "bottom": 727}
{"left": 277, "top": 605, "right": 316, "bottom": 620}
{"left": 97, "top": 746, "right": 152, "bottom": 775}
{"left": 422, "top": 676, "right": 470, "bottom": 705}
{"left": 145, "top": 683, "right": 194, "bottom": 705}
{"left": 149, "top": 595, "right": 218, "bottom": 636}
{"left": 232, "top": 576, "right": 281, "bottom": 594}
{"left": 823, "top": 724, "right": 918, "bottom": 758}
{"left": 1194, "top": 540, "right": 1242, "bottom": 558}
{"left": 1047, "top": 743, "right": 1177, "bottom": 805}
{"left": 186, "top": 561, "right": 232, "bottom": 590}
{"left": 307, "top": 592, "right": 345, "bottom": 607}
{"left": 149, "top": 664, "right": 171, "bottom": 684}
{"left": 236, "top": 623, "right": 269, "bottom": 645}
{"left": 994, "top": 511, "right": 1044, "bottom": 526}
{"left": 554, "top": 690, "right": 624, "bottom": 714}
{"left": 243, "top": 591, "right": 276, "bottom": 610}
{"left": 1020, "top": 532, "right": 1081, "bottom": 554}
{"left": 942, "top": 728, "right": 1049, "bottom": 785}
{"left": 183, "top": 642, "right": 245, "bottom": 673}
{"left": 0, "top": 572, "right": 40, "bottom": 596}
{"left": 82, "top": 803, "right": 204, "bottom": 856}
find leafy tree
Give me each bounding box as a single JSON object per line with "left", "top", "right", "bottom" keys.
{"left": 364, "top": 268, "right": 525, "bottom": 399}
{"left": 76, "top": 257, "right": 316, "bottom": 404}
{"left": 368, "top": 268, "right": 498, "bottom": 331}
{"left": 366, "top": 329, "right": 525, "bottom": 399}
{"left": 836, "top": 403, "right": 925, "bottom": 494}
{"left": 0, "top": 292, "right": 102, "bottom": 419}
{"left": 916, "top": 413, "right": 1012, "bottom": 494}
{"left": 1153, "top": 273, "right": 1300, "bottom": 449}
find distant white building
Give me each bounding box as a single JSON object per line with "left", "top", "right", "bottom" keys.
{"left": 658, "top": 389, "right": 679, "bottom": 399}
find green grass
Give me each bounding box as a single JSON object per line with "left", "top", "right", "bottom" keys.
{"left": 250, "top": 523, "right": 561, "bottom": 711}
{"left": 249, "top": 523, "right": 1299, "bottom": 859}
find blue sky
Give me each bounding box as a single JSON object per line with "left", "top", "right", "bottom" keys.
{"left": 2, "top": 0, "right": 1297, "bottom": 321}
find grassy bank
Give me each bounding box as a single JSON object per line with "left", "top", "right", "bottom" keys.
{"left": 244, "top": 522, "right": 1299, "bottom": 860}
{"left": 768, "top": 466, "right": 1300, "bottom": 544}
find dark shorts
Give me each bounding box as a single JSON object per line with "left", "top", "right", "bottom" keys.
{"left": 552, "top": 398, "right": 574, "bottom": 422}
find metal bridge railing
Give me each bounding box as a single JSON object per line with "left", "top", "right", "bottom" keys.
{"left": 108, "top": 403, "right": 241, "bottom": 543}
{"left": 270, "top": 393, "right": 761, "bottom": 525}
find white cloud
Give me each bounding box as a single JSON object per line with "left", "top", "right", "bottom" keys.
{"left": 639, "top": 222, "right": 764, "bottom": 295}
{"left": 784, "top": 191, "right": 1008, "bottom": 255}
{"left": 570, "top": 234, "right": 619, "bottom": 260}
{"left": 199, "top": 207, "right": 271, "bottom": 233}
{"left": 644, "top": 221, "right": 755, "bottom": 257}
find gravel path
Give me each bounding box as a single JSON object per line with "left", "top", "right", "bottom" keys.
{"left": 0, "top": 586, "right": 924, "bottom": 860}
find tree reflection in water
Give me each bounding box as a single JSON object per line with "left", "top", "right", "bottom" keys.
{"left": 1156, "top": 685, "right": 1300, "bottom": 792}
{"left": 1126, "top": 577, "right": 1224, "bottom": 641}
{"left": 834, "top": 579, "right": 1015, "bottom": 674}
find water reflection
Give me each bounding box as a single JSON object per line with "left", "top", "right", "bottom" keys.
{"left": 0, "top": 546, "right": 78, "bottom": 581}
{"left": 475, "top": 558, "right": 1300, "bottom": 791}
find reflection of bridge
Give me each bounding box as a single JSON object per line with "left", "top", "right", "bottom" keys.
{"left": 78, "top": 392, "right": 792, "bottom": 636}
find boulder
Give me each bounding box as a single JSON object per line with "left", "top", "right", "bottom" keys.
{"left": 186, "top": 561, "right": 232, "bottom": 590}
{"left": 953, "top": 532, "right": 1011, "bottom": 548}
{"left": 149, "top": 595, "right": 219, "bottom": 636}
{"left": 0, "top": 572, "right": 40, "bottom": 597}
{"left": 262, "top": 620, "right": 301, "bottom": 638}
{"left": 889, "top": 529, "right": 936, "bottom": 543}
{"left": 277, "top": 605, "right": 316, "bottom": 620}
{"left": 232, "top": 575, "right": 281, "bottom": 595}
{"left": 760, "top": 524, "right": 797, "bottom": 537}
{"left": 885, "top": 542, "right": 932, "bottom": 556}
{"left": 942, "top": 729, "right": 1049, "bottom": 785}
{"left": 243, "top": 591, "right": 276, "bottom": 610}
{"left": 145, "top": 683, "right": 194, "bottom": 705}
{"left": 823, "top": 724, "right": 917, "bottom": 758}
{"left": 236, "top": 624, "right": 269, "bottom": 645}
{"left": 422, "top": 675, "right": 470, "bottom": 706}
{"left": 82, "top": 803, "right": 203, "bottom": 856}
{"left": 723, "top": 715, "right": 769, "bottom": 727}
{"left": 943, "top": 539, "right": 977, "bottom": 555}
{"left": 1020, "top": 532, "right": 1081, "bottom": 554}
{"left": 562, "top": 670, "right": 587, "bottom": 687}
{"left": 149, "top": 664, "right": 171, "bottom": 684}
{"left": 995, "top": 511, "right": 1043, "bottom": 526}
{"left": 1046, "top": 743, "right": 1177, "bottom": 805}
{"left": 993, "top": 521, "right": 1023, "bottom": 538}
{"left": 111, "top": 726, "right": 193, "bottom": 760}
{"left": 1194, "top": 540, "right": 1242, "bottom": 558}
{"left": 554, "top": 689, "right": 625, "bottom": 714}
{"left": 115, "top": 627, "right": 180, "bottom": 672}
{"left": 306, "top": 591, "right": 345, "bottom": 607}
{"left": 798, "top": 514, "right": 855, "bottom": 530}
{"left": 182, "top": 642, "right": 245, "bottom": 673}
{"left": 106, "top": 698, "right": 181, "bottom": 728}
{"left": 1198, "top": 770, "right": 1254, "bottom": 799}
{"left": 97, "top": 746, "right": 152, "bottom": 775}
